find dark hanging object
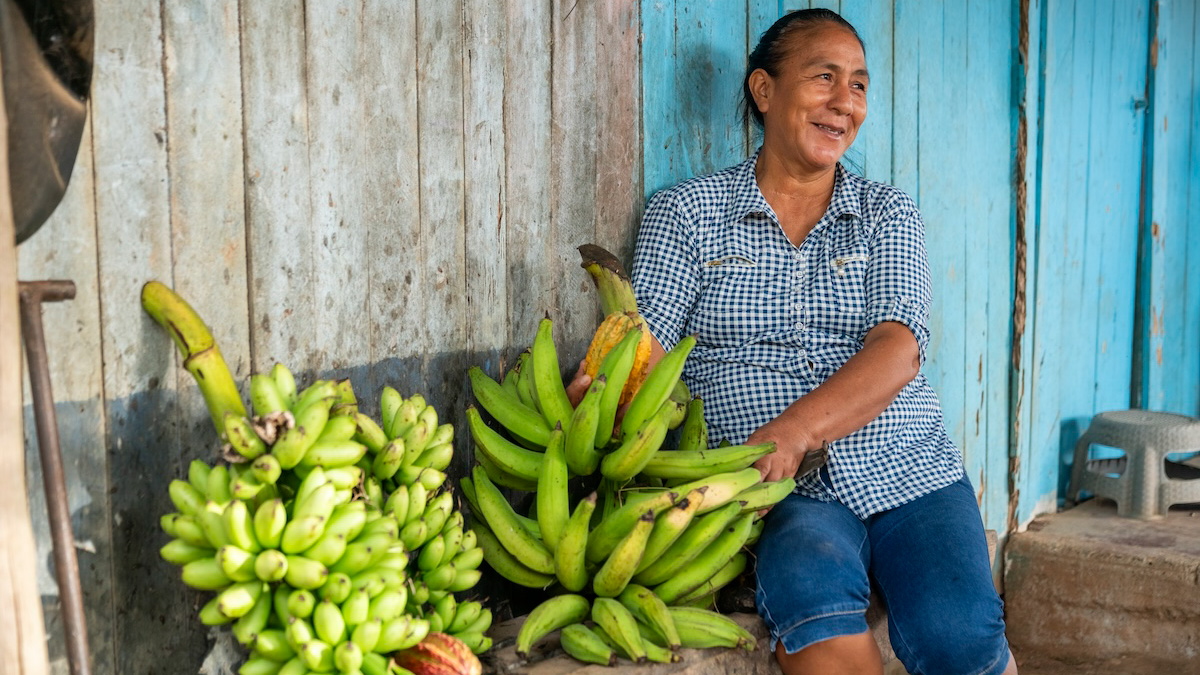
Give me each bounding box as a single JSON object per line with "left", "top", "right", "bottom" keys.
{"left": 1, "top": 0, "right": 93, "bottom": 244}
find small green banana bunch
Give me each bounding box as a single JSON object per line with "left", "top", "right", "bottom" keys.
{"left": 462, "top": 306, "right": 796, "bottom": 666}
{"left": 159, "top": 366, "right": 490, "bottom": 675}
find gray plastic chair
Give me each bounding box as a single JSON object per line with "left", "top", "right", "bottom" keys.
{"left": 1068, "top": 410, "right": 1200, "bottom": 519}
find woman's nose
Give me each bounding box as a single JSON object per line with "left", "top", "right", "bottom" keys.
{"left": 828, "top": 81, "right": 855, "bottom": 115}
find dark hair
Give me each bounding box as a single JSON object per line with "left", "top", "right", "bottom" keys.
{"left": 741, "top": 9, "right": 865, "bottom": 129}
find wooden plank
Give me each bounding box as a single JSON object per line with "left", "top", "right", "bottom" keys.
{"left": 16, "top": 116, "right": 115, "bottom": 674}
{"left": 361, "top": 0, "right": 423, "bottom": 399}
{"left": 550, "top": 0, "right": 599, "bottom": 356}
{"left": 641, "top": 0, "right": 678, "bottom": 197}
{"left": 305, "top": 0, "right": 368, "bottom": 379}
{"left": 1027, "top": 0, "right": 1070, "bottom": 515}
{"left": 162, "top": 0, "right": 249, "bottom": 459}
{"left": 674, "top": 1, "right": 747, "bottom": 179}
{"left": 416, "top": 0, "right": 467, "bottom": 402}
{"left": 890, "top": 0, "right": 918, "bottom": 195}
{"left": 1184, "top": 3, "right": 1200, "bottom": 416}
{"left": 0, "top": 45, "right": 51, "bottom": 674}
{"left": 240, "top": 0, "right": 316, "bottom": 373}
{"left": 502, "top": 1, "right": 552, "bottom": 351}
{"left": 463, "top": 0, "right": 508, "bottom": 360}
{"left": 840, "top": 0, "right": 893, "bottom": 183}
{"left": 594, "top": 0, "right": 643, "bottom": 268}
{"left": 980, "top": 0, "right": 1016, "bottom": 532}
{"left": 88, "top": 0, "right": 199, "bottom": 669}
{"left": 1089, "top": 0, "right": 1145, "bottom": 415}
{"left": 1141, "top": 0, "right": 1169, "bottom": 411}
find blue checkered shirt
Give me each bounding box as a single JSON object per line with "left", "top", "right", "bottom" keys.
{"left": 631, "top": 150, "right": 964, "bottom": 518}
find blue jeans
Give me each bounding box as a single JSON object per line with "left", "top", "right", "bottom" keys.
{"left": 754, "top": 474, "right": 1010, "bottom": 675}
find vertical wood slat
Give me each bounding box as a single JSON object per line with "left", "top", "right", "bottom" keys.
{"left": 464, "top": 0, "right": 508, "bottom": 360}
{"left": 0, "top": 42, "right": 51, "bottom": 674}
{"left": 416, "top": 0, "right": 467, "bottom": 395}
{"left": 241, "top": 0, "right": 315, "bottom": 372}
{"left": 551, "top": 0, "right": 599, "bottom": 356}
{"left": 89, "top": 1, "right": 195, "bottom": 670}
{"left": 16, "top": 116, "right": 114, "bottom": 674}
{"left": 502, "top": 2, "right": 552, "bottom": 351}
{"left": 307, "top": 0, "right": 368, "bottom": 378}
{"left": 641, "top": 0, "right": 677, "bottom": 198}
{"left": 840, "top": 0, "right": 893, "bottom": 183}
{"left": 362, "top": 0, "right": 422, "bottom": 399}
{"left": 594, "top": 0, "right": 643, "bottom": 266}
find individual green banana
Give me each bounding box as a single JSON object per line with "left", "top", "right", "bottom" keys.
{"left": 515, "top": 593, "right": 591, "bottom": 657}
{"left": 620, "top": 335, "right": 695, "bottom": 441}
{"left": 639, "top": 442, "right": 775, "bottom": 480}
{"left": 291, "top": 379, "right": 337, "bottom": 415}
{"left": 270, "top": 363, "right": 298, "bottom": 409}
{"left": 366, "top": 588, "right": 408, "bottom": 622}
{"left": 351, "top": 411, "right": 388, "bottom": 454}
{"left": 413, "top": 441, "right": 453, "bottom": 472}
{"left": 559, "top": 623, "right": 617, "bottom": 666}
{"left": 593, "top": 327, "right": 641, "bottom": 449}
{"left": 465, "top": 405, "right": 544, "bottom": 483}
{"left": 618, "top": 583, "right": 681, "bottom": 650}
{"left": 160, "top": 539, "right": 212, "bottom": 565}
{"left": 513, "top": 350, "right": 540, "bottom": 414}
{"left": 375, "top": 615, "right": 429, "bottom": 653}
{"left": 530, "top": 317, "right": 573, "bottom": 432}
{"left": 283, "top": 554, "right": 329, "bottom": 590}
{"left": 224, "top": 499, "right": 260, "bottom": 552}
{"left": 379, "top": 386, "right": 403, "bottom": 436}
{"left": 253, "top": 549, "right": 288, "bottom": 582}
{"left": 677, "top": 397, "right": 708, "bottom": 453}
{"left": 446, "top": 600, "right": 483, "bottom": 634}
{"left": 272, "top": 413, "right": 325, "bottom": 470}
{"left": 634, "top": 501, "right": 743, "bottom": 587}
{"left": 169, "top": 479, "right": 206, "bottom": 516}
{"left": 250, "top": 373, "right": 288, "bottom": 417}
{"left": 668, "top": 606, "right": 756, "bottom": 650}
{"left": 198, "top": 595, "right": 233, "bottom": 626}
{"left": 635, "top": 487, "right": 705, "bottom": 574}
{"left": 472, "top": 466, "right": 554, "bottom": 573}
{"left": 313, "top": 597, "right": 347, "bottom": 644}
{"left": 599, "top": 400, "right": 673, "bottom": 481}
{"left": 417, "top": 535, "right": 447, "bottom": 572}
{"left": 564, "top": 375, "right": 606, "bottom": 474}
{"left": 653, "top": 512, "right": 755, "bottom": 604}
{"left": 229, "top": 471, "right": 265, "bottom": 502}
{"left": 250, "top": 453, "right": 282, "bottom": 486}
{"left": 323, "top": 465, "right": 362, "bottom": 490}
{"left": 736, "top": 476, "right": 797, "bottom": 513}
{"left": 217, "top": 544, "right": 257, "bottom": 582}
{"left": 386, "top": 395, "right": 422, "bottom": 440}
{"left": 203, "top": 464, "right": 233, "bottom": 505}
{"left": 280, "top": 515, "right": 327, "bottom": 555}
{"left": 536, "top": 425, "right": 569, "bottom": 552}
{"left": 383, "top": 483, "right": 410, "bottom": 523}
{"left": 468, "top": 366, "right": 552, "bottom": 447}
{"left": 253, "top": 498, "right": 287, "bottom": 549}
{"left": 352, "top": 618, "right": 383, "bottom": 654}
{"left": 141, "top": 281, "right": 246, "bottom": 439}
{"left": 300, "top": 438, "right": 368, "bottom": 469}
{"left": 232, "top": 584, "right": 273, "bottom": 645}
{"left": 188, "top": 459, "right": 212, "bottom": 494}
{"left": 395, "top": 465, "right": 445, "bottom": 492}
{"left": 554, "top": 492, "right": 596, "bottom": 592}
{"left": 585, "top": 489, "right": 678, "bottom": 564}
{"left": 286, "top": 588, "right": 317, "bottom": 619}
{"left": 299, "top": 639, "right": 334, "bottom": 672}
{"left": 333, "top": 640, "right": 363, "bottom": 673}
{"left": 226, "top": 413, "right": 268, "bottom": 460}
{"left": 284, "top": 615, "right": 315, "bottom": 651}
{"left": 197, "top": 500, "right": 231, "bottom": 548}
{"left": 216, "top": 580, "right": 266, "bottom": 619}
{"left": 593, "top": 621, "right": 678, "bottom": 663}
{"left": 474, "top": 451, "right": 538, "bottom": 491}
{"left": 591, "top": 597, "right": 646, "bottom": 663}
{"left": 470, "top": 517, "right": 554, "bottom": 588}
{"left": 252, "top": 628, "right": 295, "bottom": 662}
{"left": 315, "top": 413, "right": 358, "bottom": 444}
{"left": 400, "top": 404, "right": 438, "bottom": 461}
{"left": 592, "top": 510, "right": 655, "bottom": 598}
{"left": 673, "top": 552, "right": 748, "bottom": 605}
{"left": 668, "top": 467, "right": 763, "bottom": 514}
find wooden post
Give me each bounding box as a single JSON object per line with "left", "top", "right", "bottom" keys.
{"left": 0, "top": 46, "right": 52, "bottom": 675}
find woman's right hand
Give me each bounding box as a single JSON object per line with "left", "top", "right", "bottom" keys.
{"left": 565, "top": 359, "right": 592, "bottom": 407}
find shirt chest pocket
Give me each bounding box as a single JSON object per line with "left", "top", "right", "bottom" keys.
{"left": 690, "top": 255, "right": 790, "bottom": 347}
{"left": 810, "top": 245, "right": 870, "bottom": 336}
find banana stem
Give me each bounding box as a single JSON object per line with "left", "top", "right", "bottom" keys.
{"left": 579, "top": 244, "right": 639, "bottom": 316}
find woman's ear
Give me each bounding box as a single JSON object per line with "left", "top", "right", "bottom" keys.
{"left": 748, "top": 68, "right": 772, "bottom": 115}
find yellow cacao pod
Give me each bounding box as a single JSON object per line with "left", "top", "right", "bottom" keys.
{"left": 584, "top": 311, "right": 653, "bottom": 405}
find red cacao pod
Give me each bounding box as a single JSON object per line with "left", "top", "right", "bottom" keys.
{"left": 392, "top": 632, "right": 482, "bottom": 675}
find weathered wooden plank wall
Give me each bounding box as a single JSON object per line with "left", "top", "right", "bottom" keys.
{"left": 18, "top": 1, "right": 642, "bottom": 672}
{"left": 641, "top": 0, "right": 1017, "bottom": 533}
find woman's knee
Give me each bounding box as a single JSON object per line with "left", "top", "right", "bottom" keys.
{"left": 775, "top": 631, "right": 883, "bottom": 675}
{"left": 889, "top": 614, "right": 1011, "bottom": 675}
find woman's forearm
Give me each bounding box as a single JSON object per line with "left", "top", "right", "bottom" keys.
{"left": 750, "top": 321, "right": 920, "bottom": 480}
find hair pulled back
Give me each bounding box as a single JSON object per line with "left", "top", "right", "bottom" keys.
{"left": 741, "top": 9, "right": 865, "bottom": 129}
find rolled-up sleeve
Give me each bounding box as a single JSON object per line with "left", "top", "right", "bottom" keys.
{"left": 631, "top": 190, "right": 701, "bottom": 349}
{"left": 863, "top": 200, "right": 933, "bottom": 363}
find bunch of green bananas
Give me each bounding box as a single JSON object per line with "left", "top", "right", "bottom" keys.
{"left": 461, "top": 311, "right": 796, "bottom": 666}
{"left": 144, "top": 284, "right": 490, "bottom": 673}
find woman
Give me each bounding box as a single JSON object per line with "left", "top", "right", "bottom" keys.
{"left": 576, "top": 9, "right": 1017, "bottom": 675}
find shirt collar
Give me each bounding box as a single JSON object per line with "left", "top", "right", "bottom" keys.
{"left": 724, "top": 148, "right": 865, "bottom": 228}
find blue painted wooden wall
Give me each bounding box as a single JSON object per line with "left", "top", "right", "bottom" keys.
{"left": 641, "top": 0, "right": 1200, "bottom": 533}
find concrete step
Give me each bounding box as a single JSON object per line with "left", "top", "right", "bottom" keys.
{"left": 1004, "top": 499, "right": 1200, "bottom": 673}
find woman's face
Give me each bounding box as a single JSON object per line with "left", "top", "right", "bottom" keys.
{"left": 751, "top": 24, "right": 868, "bottom": 174}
